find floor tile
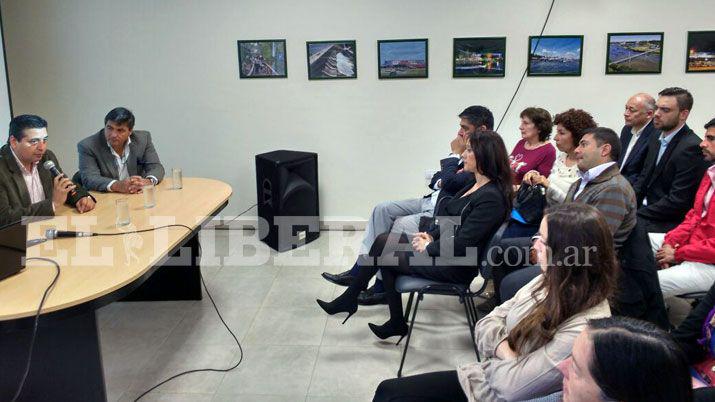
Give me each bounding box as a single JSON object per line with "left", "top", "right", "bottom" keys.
{"left": 214, "top": 346, "right": 319, "bottom": 397}
{"left": 307, "top": 346, "right": 402, "bottom": 397}
{"left": 243, "top": 306, "right": 327, "bottom": 346}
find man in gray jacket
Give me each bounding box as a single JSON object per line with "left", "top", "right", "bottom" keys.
{"left": 78, "top": 107, "right": 164, "bottom": 193}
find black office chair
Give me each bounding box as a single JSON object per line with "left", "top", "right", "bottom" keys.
{"left": 393, "top": 220, "right": 510, "bottom": 377}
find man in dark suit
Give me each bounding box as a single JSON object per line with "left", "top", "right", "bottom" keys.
{"left": 78, "top": 107, "right": 165, "bottom": 193}
{"left": 619, "top": 93, "right": 657, "bottom": 186}
{"left": 322, "top": 106, "right": 493, "bottom": 305}
{"left": 632, "top": 87, "right": 709, "bottom": 234}
{"left": 0, "top": 114, "right": 95, "bottom": 226}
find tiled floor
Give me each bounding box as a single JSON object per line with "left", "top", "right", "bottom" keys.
{"left": 99, "top": 228, "right": 695, "bottom": 402}
{"left": 100, "top": 229, "right": 479, "bottom": 402}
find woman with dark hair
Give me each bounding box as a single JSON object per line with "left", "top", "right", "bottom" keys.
{"left": 373, "top": 203, "right": 617, "bottom": 402}
{"left": 561, "top": 316, "right": 693, "bottom": 402}
{"left": 317, "top": 130, "right": 512, "bottom": 339}
{"left": 509, "top": 107, "right": 557, "bottom": 184}
{"left": 523, "top": 108, "right": 597, "bottom": 205}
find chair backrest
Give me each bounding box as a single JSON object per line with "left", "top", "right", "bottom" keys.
{"left": 479, "top": 219, "right": 511, "bottom": 279}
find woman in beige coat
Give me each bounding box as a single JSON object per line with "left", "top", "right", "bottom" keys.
{"left": 374, "top": 203, "right": 617, "bottom": 402}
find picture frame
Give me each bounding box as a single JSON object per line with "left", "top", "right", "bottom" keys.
{"left": 453, "top": 37, "right": 506, "bottom": 78}
{"left": 527, "top": 35, "right": 583, "bottom": 77}
{"left": 237, "top": 39, "right": 287, "bottom": 79}
{"left": 377, "top": 39, "right": 429, "bottom": 79}
{"left": 606, "top": 32, "right": 663, "bottom": 74}
{"left": 306, "top": 40, "right": 357, "bottom": 80}
{"left": 686, "top": 31, "right": 715, "bottom": 73}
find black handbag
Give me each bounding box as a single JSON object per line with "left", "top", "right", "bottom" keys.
{"left": 511, "top": 184, "right": 547, "bottom": 225}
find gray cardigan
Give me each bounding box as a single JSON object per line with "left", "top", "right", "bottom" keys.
{"left": 77, "top": 129, "right": 165, "bottom": 192}
{"left": 457, "top": 276, "right": 611, "bottom": 402}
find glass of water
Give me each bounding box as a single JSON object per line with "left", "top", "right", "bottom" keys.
{"left": 143, "top": 184, "right": 156, "bottom": 208}
{"left": 116, "top": 198, "right": 130, "bottom": 227}
{"left": 172, "top": 168, "right": 183, "bottom": 189}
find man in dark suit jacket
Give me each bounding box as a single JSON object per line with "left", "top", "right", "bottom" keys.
{"left": 0, "top": 115, "right": 95, "bottom": 226}
{"left": 632, "top": 87, "right": 709, "bottom": 234}
{"left": 322, "top": 105, "right": 493, "bottom": 305}
{"left": 78, "top": 107, "right": 164, "bottom": 193}
{"left": 619, "top": 93, "right": 657, "bottom": 186}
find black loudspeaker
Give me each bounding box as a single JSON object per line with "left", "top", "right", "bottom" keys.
{"left": 255, "top": 150, "right": 320, "bottom": 252}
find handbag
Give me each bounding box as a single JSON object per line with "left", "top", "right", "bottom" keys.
{"left": 511, "top": 184, "right": 547, "bottom": 225}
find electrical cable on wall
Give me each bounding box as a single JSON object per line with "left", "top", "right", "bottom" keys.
{"left": 495, "top": 0, "right": 557, "bottom": 132}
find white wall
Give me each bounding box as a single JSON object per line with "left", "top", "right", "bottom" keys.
{"left": 2, "top": 0, "right": 714, "bottom": 220}
{"left": 0, "top": 10, "right": 11, "bottom": 131}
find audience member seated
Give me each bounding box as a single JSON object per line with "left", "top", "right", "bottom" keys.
{"left": 523, "top": 108, "right": 597, "bottom": 206}
{"left": 0, "top": 114, "right": 95, "bottom": 226}
{"left": 672, "top": 282, "right": 715, "bottom": 402}
{"left": 321, "top": 106, "right": 494, "bottom": 306}
{"left": 373, "top": 203, "right": 615, "bottom": 402}
{"left": 619, "top": 92, "right": 657, "bottom": 186}
{"left": 316, "top": 130, "right": 511, "bottom": 343}
{"left": 633, "top": 87, "right": 709, "bottom": 234}
{"left": 509, "top": 107, "right": 556, "bottom": 185}
{"left": 650, "top": 118, "right": 715, "bottom": 299}
{"left": 490, "top": 127, "right": 636, "bottom": 308}
{"left": 524, "top": 317, "right": 693, "bottom": 402}
{"left": 78, "top": 107, "right": 165, "bottom": 193}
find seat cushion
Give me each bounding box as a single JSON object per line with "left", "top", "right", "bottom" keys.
{"left": 395, "top": 275, "right": 468, "bottom": 294}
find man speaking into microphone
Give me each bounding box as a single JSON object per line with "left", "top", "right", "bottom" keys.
{"left": 0, "top": 114, "right": 95, "bottom": 226}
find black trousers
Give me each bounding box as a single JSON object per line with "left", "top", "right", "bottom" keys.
{"left": 350, "top": 233, "right": 477, "bottom": 325}
{"left": 373, "top": 370, "right": 468, "bottom": 402}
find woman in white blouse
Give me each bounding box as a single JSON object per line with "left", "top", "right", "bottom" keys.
{"left": 523, "top": 109, "right": 597, "bottom": 205}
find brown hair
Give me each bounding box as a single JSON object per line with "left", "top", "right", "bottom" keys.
{"left": 506, "top": 203, "right": 618, "bottom": 354}
{"left": 553, "top": 108, "right": 597, "bottom": 147}
{"left": 520, "top": 107, "right": 553, "bottom": 141}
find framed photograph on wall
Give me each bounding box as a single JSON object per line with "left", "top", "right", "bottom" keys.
{"left": 237, "top": 39, "right": 287, "bottom": 78}
{"left": 453, "top": 37, "right": 506, "bottom": 78}
{"left": 378, "top": 39, "right": 428, "bottom": 79}
{"left": 306, "top": 40, "right": 357, "bottom": 80}
{"left": 686, "top": 31, "right": 715, "bottom": 73}
{"left": 606, "top": 33, "right": 663, "bottom": 74}
{"left": 527, "top": 35, "right": 583, "bottom": 76}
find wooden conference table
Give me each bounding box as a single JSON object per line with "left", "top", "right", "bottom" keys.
{"left": 0, "top": 177, "right": 232, "bottom": 402}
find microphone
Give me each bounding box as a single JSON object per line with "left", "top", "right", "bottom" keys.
{"left": 45, "top": 228, "right": 96, "bottom": 239}
{"left": 43, "top": 160, "right": 78, "bottom": 197}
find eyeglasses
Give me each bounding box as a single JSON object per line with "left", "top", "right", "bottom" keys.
{"left": 531, "top": 233, "right": 547, "bottom": 246}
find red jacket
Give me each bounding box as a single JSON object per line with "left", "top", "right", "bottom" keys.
{"left": 664, "top": 169, "right": 715, "bottom": 264}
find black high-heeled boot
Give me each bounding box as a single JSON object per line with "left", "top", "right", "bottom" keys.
{"left": 368, "top": 320, "right": 409, "bottom": 344}
{"left": 316, "top": 290, "right": 359, "bottom": 324}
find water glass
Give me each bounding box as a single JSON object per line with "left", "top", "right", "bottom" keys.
{"left": 143, "top": 184, "right": 156, "bottom": 208}
{"left": 116, "top": 198, "right": 130, "bottom": 227}
{"left": 172, "top": 168, "right": 183, "bottom": 189}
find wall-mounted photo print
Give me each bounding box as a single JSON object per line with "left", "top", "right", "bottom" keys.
{"left": 237, "top": 40, "right": 287, "bottom": 78}
{"left": 306, "top": 40, "right": 357, "bottom": 80}
{"left": 453, "top": 37, "right": 506, "bottom": 78}
{"left": 686, "top": 31, "right": 715, "bottom": 73}
{"left": 378, "top": 39, "right": 428, "bottom": 79}
{"left": 606, "top": 33, "right": 663, "bottom": 74}
{"left": 527, "top": 35, "right": 583, "bottom": 76}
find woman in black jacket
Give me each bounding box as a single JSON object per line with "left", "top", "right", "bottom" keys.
{"left": 317, "top": 130, "right": 513, "bottom": 340}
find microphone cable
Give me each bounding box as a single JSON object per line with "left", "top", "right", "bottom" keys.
{"left": 10, "top": 257, "right": 61, "bottom": 402}
{"left": 216, "top": 203, "right": 258, "bottom": 229}
{"left": 133, "top": 240, "right": 244, "bottom": 401}
{"left": 495, "top": 0, "right": 557, "bottom": 132}
{"left": 15, "top": 225, "right": 244, "bottom": 401}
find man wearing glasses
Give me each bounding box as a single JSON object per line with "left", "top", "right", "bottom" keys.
{"left": 0, "top": 114, "right": 95, "bottom": 226}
